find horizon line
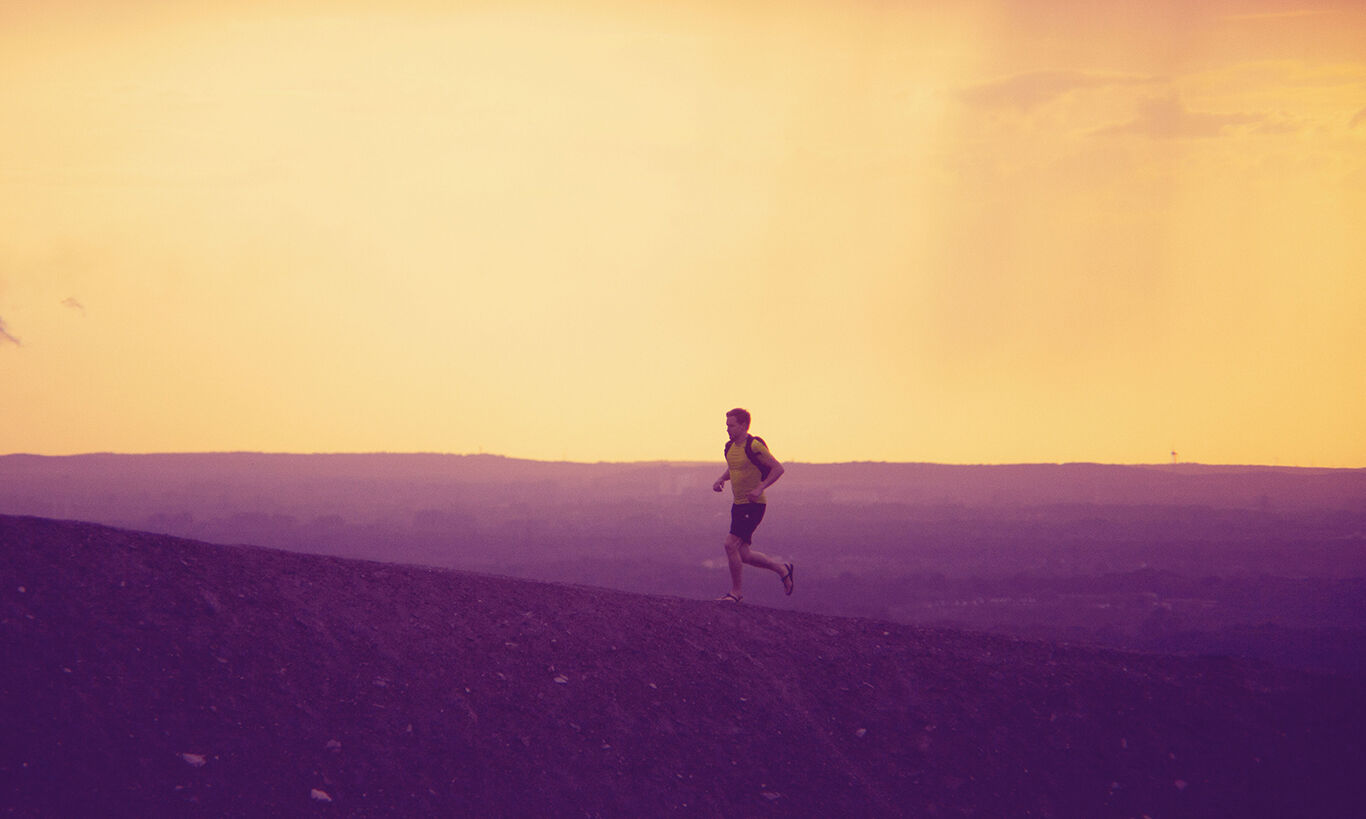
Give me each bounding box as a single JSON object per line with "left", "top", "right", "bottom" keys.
{"left": 0, "top": 450, "right": 1358, "bottom": 471}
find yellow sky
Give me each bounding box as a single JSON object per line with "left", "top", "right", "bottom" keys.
{"left": 3, "top": 0, "right": 1364, "bottom": 465}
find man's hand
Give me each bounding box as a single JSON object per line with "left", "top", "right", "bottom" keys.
{"left": 712, "top": 478, "right": 726, "bottom": 493}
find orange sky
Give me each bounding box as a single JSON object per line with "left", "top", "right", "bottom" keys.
{"left": 3, "top": 0, "right": 1364, "bottom": 465}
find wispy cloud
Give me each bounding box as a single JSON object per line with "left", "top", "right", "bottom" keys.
{"left": 1351, "top": 107, "right": 1366, "bottom": 129}
{"left": 0, "top": 317, "right": 19, "bottom": 347}
{"left": 961, "top": 70, "right": 1156, "bottom": 112}
{"left": 62, "top": 297, "right": 86, "bottom": 314}
{"left": 1223, "top": 10, "right": 1337, "bottom": 22}
{"left": 1096, "top": 97, "right": 1264, "bottom": 139}
{"left": 1249, "top": 114, "right": 1310, "bottom": 136}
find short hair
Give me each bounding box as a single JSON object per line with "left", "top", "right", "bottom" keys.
{"left": 726, "top": 408, "right": 751, "bottom": 428}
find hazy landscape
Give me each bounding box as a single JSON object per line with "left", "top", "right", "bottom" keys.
{"left": 3, "top": 454, "right": 1364, "bottom": 678}
{"left": 7, "top": 0, "right": 1365, "bottom": 813}
{"left": 3, "top": 454, "right": 1364, "bottom": 814}
{"left": 4, "top": 513, "right": 1362, "bottom": 817}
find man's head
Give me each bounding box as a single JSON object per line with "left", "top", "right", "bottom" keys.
{"left": 725, "top": 408, "right": 751, "bottom": 441}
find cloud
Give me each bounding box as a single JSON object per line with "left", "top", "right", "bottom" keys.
{"left": 1223, "top": 10, "right": 1336, "bottom": 22}
{"left": 0, "top": 317, "right": 19, "bottom": 347}
{"left": 961, "top": 70, "right": 1156, "bottom": 112}
{"left": 1351, "top": 107, "right": 1366, "bottom": 129}
{"left": 1250, "top": 115, "right": 1309, "bottom": 136}
{"left": 1096, "top": 97, "right": 1264, "bottom": 139}
{"left": 62, "top": 297, "right": 86, "bottom": 314}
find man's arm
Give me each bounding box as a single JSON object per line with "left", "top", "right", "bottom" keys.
{"left": 712, "top": 467, "right": 730, "bottom": 493}
{"left": 745, "top": 453, "right": 784, "bottom": 502}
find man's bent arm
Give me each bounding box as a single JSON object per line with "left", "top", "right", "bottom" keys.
{"left": 759, "top": 460, "right": 785, "bottom": 490}
{"left": 745, "top": 455, "right": 784, "bottom": 501}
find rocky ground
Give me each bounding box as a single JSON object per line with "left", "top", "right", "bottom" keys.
{"left": 2, "top": 514, "right": 1362, "bottom": 817}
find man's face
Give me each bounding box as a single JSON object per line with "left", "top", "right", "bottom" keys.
{"left": 725, "top": 415, "right": 746, "bottom": 441}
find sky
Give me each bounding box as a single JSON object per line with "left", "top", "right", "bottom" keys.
{"left": 2, "top": 0, "right": 1364, "bottom": 466}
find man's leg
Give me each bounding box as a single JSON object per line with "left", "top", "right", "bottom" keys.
{"left": 738, "top": 542, "right": 788, "bottom": 582}
{"left": 723, "top": 533, "right": 746, "bottom": 598}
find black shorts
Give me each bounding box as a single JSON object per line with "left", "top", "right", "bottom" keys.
{"left": 729, "top": 503, "right": 766, "bottom": 543}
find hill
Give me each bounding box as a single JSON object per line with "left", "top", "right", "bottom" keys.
{"left": 3, "top": 453, "right": 1364, "bottom": 680}
{"left": 2, "top": 515, "right": 1363, "bottom": 817}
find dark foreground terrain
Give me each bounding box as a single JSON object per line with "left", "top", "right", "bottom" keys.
{"left": 2, "top": 515, "right": 1363, "bottom": 817}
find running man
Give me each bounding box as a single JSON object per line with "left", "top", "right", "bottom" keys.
{"left": 711, "top": 408, "right": 794, "bottom": 602}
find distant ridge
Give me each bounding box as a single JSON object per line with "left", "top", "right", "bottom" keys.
{"left": 4, "top": 452, "right": 1364, "bottom": 510}
{"left": 3, "top": 515, "right": 1362, "bottom": 817}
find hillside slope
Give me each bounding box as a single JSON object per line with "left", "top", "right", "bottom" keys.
{"left": 2, "top": 515, "right": 1362, "bottom": 817}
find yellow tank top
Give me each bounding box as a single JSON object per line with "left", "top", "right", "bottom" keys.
{"left": 726, "top": 435, "right": 771, "bottom": 504}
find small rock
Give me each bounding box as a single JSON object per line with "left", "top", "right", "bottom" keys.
{"left": 761, "top": 791, "right": 782, "bottom": 801}
{"left": 311, "top": 788, "right": 332, "bottom": 802}
{"left": 855, "top": 728, "right": 868, "bottom": 738}
{"left": 1174, "top": 779, "right": 1188, "bottom": 791}
{"left": 180, "top": 753, "right": 207, "bottom": 768}
{"left": 17, "top": 587, "right": 25, "bottom": 594}
{"left": 325, "top": 739, "right": 342, "bottom": 751}
{"left": 553, "top": 675, "right": 569, "bottom": 684}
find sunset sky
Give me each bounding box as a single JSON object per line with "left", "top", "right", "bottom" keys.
{"left": 3, "top": 0, "right": 1364, "bottom": 466}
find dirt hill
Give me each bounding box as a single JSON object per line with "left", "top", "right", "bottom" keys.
{"left": 2, "top": 515, "right": 1361, "bottom": 817}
